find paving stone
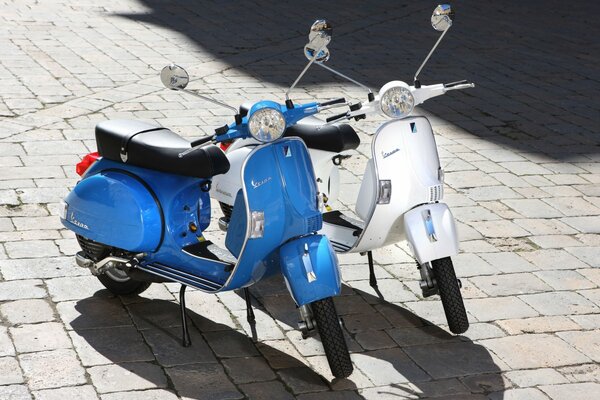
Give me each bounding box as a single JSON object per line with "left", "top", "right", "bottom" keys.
{"left": 497, "top": 316, "right": 580, "bottom": 335}
{"left": 505, "top": 368, "right": 567, "bottom": 388}
{"left": 256, "top": 340, "right": 306, "bottom": 370}
{"left": 354, "top": 329, "right": 397, "bottom": 350}
{"left": 19, "top": 349, "right": 86, "bottom": 390}
{"left": 277, "top": 366, "right": 330, "bottom": 394}
{"left": 239, "top": 380, "right": 295, "bottom": 400}
{"left": 470, "top": 220, "right": 530, "bottom": 238}
{"left": 166, "top": 363, "right": 243, "bottom": 400}
{"left": 88, "top": 363, "right": 168, "bottom": 394}
{"left": 566, "top": 246, "right": 600, "bottom": 268}
{"left": 222, "top": 356, "right": 277, "bottom": 384}
{"left": 539, "top": 382, "right": 600, "bottom": 400}
{"left": 560, "top": 216, "right": 600, "bottom": 233}
{"left": 57, "top": 297, "right": 132, "bottom": 330}
{"left": 203, "top": 330, "right": 259, "bottom": 358}
{"left": 502, "top": 199, "right": 563, "bottom": 218}
{"left": 388, "top": 325, "right": 457, "bottom": 347}
{"left": 481, "top": 334, "right": 589, "bottom": 369}
{"left": 69, "top": 326, "right": 154, "bottom": 366}
{"left": 46, "top": 275, "right": 108, "bottom": 302}
{"left": 557, "top": 363, "right": 600, "bottom": 383}
{"left": 556, "top": 330, "right": 600, "bottom": 362}
{"left": 488, "top": 387, "right": 550, "bottom": 400}
{"left": 465, "top": 296, "right": 538, "bottom": 322}
{"left": 4, "top": 240, "right": 60, "bottom": 258}
{"left": 529, "top": 234, "right": 585, "bottom": 249}
{"left": 0, "top": 279, "right": 47, "bottom": 301}
{"left": 477, "top": 252, "right": 536, "bottom": 273}
{"left": 33, "top": 385, "right": 99, "bottom": 400}
{"left": 11, "top": 322, "right": 71, "bottom": 353}
{"left": 0, "top": 299, "right": 55, "bottom": 325}
{"left": 519, "top": 249, "right": 590, "bottom": 271}
{"left": 127, "top": 300, "right": 183, "bottom": 330}
{"left": 534, "top": 270, "right": 596, "bottom": 290}
{"left": 0, "top": 385, "right": 32, "bottom": 400}
{"left": 0, "top": 326, "right": 16, "bottom": 357}
{"left": 100, "top": 389, "right": 179, "bottom": 400}
{"left": 469, "top": 273, "right": 552, "bottom": 296}
{"left": 0, "top": 357, "right": 24, "bottom": 385}
{"left": 298, "top": 391, "right": 364, "bottom": 400}
{"left": 543, "top": 197, "right": 600, "bottom": 217}
{"left": 520, "top": 291, "right": 598, "bottom": 316}
{"left": 141, "top": 326, "right": 216, "bottom": 367}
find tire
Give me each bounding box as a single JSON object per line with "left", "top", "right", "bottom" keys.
{"left": 97, "top": 268, "right": 151, "bottom": 296}
{"left": 431, "top": 257, "right": 469, "bottom": 334}
{"left": 311, "top": 297, "right": 353, "bottom": 378}
{"left": 76, "top": 235, "right": 151, "bottom": 296}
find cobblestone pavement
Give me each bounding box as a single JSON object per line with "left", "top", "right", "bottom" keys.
{"left": 1, "top": 1, "right": 599, "bottom": 399}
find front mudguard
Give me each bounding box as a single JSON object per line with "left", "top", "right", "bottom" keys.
{"left": 404, "top": 203, "right": 459, "bottom": 265}
{"left": 279, "top": 235, "right": 341, "bottom": 306}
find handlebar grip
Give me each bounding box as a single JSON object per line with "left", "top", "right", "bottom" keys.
{"left": 320, "top": 97, "right": 346, "bottom": 107}
{"left": 326, "top": 112, "right": 348, "bottom": 123}
{"left": 191, "top": 135, "right": 214, "bottom": 147}
{"left": 444, "top": 80, "right": 469, "bottom": 88}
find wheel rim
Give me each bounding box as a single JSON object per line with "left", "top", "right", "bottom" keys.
{"left": 105, "top": 267, "right": 131, "bottom": 283}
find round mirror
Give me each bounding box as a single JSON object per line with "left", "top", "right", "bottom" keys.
{"left": 304, "top": 19, "right": 332, "bottom": 62}
{"left": 160, "top": 64, "right": 189, "bottom": 90}
{"left": 304, "top": 44, "right": 330, "bottom": 63}
{"left": 431, "top": 4, "right": 454, "bottom": 31}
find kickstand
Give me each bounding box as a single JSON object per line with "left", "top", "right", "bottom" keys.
{"left": 179, "top": 285, "right": 192, "bottom": 347}
{"left": 367, "top": 251, "right": 385, "bottom": 300}
{"left": 244, "top": 287, "right": 258, "bottom": 341}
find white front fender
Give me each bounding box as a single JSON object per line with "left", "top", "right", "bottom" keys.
{"left": 403, "top": 203, "right": 459, "bottom": 265}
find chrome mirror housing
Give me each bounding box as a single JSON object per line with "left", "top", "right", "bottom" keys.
{"left": 431, "top": 4, "right": 454, "bottom": 31}
{"left": 160, "top": 64, "right": 190, "bottom": 90}
{"left": 304, "top": 19, "right": 332, "bottom": 62}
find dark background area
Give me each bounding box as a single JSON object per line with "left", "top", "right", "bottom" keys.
{"left": 120, "top": 0, "right": 599, "bottom": 158}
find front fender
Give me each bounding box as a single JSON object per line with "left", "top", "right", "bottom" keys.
{"left": 279, "top": 235, "right": 341, "bottom": 306}
{"left": 404, "top": 203, "right": 459, "bottom": 265}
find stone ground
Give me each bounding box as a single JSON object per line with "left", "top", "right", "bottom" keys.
{"left": 0, "top": 0, "right": 599, "bottom": 399}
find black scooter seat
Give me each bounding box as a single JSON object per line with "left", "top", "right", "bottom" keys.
{"left": 283, "top": 123, "right": 360, "bottom": 153}
{"left": 95, "top": 120, "right": 230, "bottom": 178}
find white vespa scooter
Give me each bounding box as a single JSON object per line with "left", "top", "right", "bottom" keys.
{"left": 214, "top": 5, "right": 474, "bottom": 334}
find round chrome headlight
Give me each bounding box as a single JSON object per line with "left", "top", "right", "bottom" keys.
{"left": 379, "top": 81, "right": 415, "bottom": 119}
{"left": 248, "top": 107, "right": 286, "bottom": 142}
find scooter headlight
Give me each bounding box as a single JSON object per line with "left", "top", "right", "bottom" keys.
{"left": 379, "top": 81, "right": 414, "bottom": 119}
{"left": 248, "top": 107, "right": 286, "bottom": 143}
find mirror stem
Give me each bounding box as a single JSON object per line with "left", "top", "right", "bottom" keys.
{"left": 413, "top": 26, "right": 451, "bottom": 88}
{"left": 316, "top": 63, "right": 373, "bottom": 96}
{"left": 180, "top": 88, "right": 239, "bottom": 115}
{"left": 285, "top": 41, "right": 328, "bottom": 103}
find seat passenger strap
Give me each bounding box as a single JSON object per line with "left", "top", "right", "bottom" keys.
{"left": 119, "top": 127, "right": 164, "bottom": 162}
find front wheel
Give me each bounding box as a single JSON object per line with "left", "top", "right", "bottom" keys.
{"left": 311, "top": 297, "right": 353, "bottom": 379}
{"left": 431, "top": 257, "right": 469, "bottom": 334}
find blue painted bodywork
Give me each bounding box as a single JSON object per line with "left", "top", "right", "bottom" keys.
{"left": 280, "top": 234, "right": 341, "bottom": 306}
{"left": 61, "top": 100, "right": 341, "bottom": 305}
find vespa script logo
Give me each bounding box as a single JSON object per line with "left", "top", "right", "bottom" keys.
{"left": 251, "top": 176, "right": 272, "bottom": 189}
{"left": 382, "top": 148, "right": 400, "bottom": 159}
{"left": 69, "top": 212, "right": 89, "bottom": 230}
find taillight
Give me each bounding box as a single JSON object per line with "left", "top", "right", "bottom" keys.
{"left": 76, "top": 152, "right": 99, "bottom": 176}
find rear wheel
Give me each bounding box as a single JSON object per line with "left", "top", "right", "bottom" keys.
{"left": 431, "top": 257, "right": 469, "bottom": 334}
{"left": 311, "top": 297, "right": 353, "bottom": 378}
{"left": 97, "top": 267, "right": 151, "bottom": 296}
{"left": 77, "top": 235, "right": 151, "bottom": 296}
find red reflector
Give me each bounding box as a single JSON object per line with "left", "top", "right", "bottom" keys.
{"left": 76, "top": 152, "right": 99, "bottom": 176}
{"left": 219, "top": 140, "right": 233, "bottom": 151}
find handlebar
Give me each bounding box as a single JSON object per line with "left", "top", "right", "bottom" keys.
{"left": 320, "top": 97, "right": 346, "bottom": 107}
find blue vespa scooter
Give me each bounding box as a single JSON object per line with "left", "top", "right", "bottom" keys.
{"left": 60, "top": 31, "right": 354, "bottom": 377}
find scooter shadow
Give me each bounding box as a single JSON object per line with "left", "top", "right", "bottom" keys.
{"left": 69, "top": 279, "right": 505, "bottom": 398}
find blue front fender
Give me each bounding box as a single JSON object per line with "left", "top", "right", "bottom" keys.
{"left": 279, "top": 234, "right": 341, "bottom": 306}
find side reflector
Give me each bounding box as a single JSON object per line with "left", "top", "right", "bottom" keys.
{"left": 377, "top": 180, "right": 392, "bottom": 204}
{"left": 76, "top": 152, "right": 99, "bottom": 176}
{"left": 250, "top": 211, "right": 265, "bottom": 238}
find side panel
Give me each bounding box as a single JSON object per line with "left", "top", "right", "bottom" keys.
{"left": 223, "top": 138, "right": 323, "bottom": 290}
{"left": 279, "top": 235, "right": 341, "bottom": 306}
{"left": 352, "top": 116, "right": 443, "bottom": 253}
{"left": 403, "top": 203, "right": 459, "bottom": 264}
{"left": 61, "top": 169, "right": 163, "bottom": 252}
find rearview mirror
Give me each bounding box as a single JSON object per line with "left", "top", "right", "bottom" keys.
{"left": 431, "top": 4, "right": 454, "bottom": 31}
{"left": 304, "top": 19, "right": 332, "bottom": 62}
{"left": 160, "top": 64, "right": 189, "bottom": 90}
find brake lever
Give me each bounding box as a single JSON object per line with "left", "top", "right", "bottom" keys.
{"left": 178, "top": 134, "right": 216, "bottom": 158}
